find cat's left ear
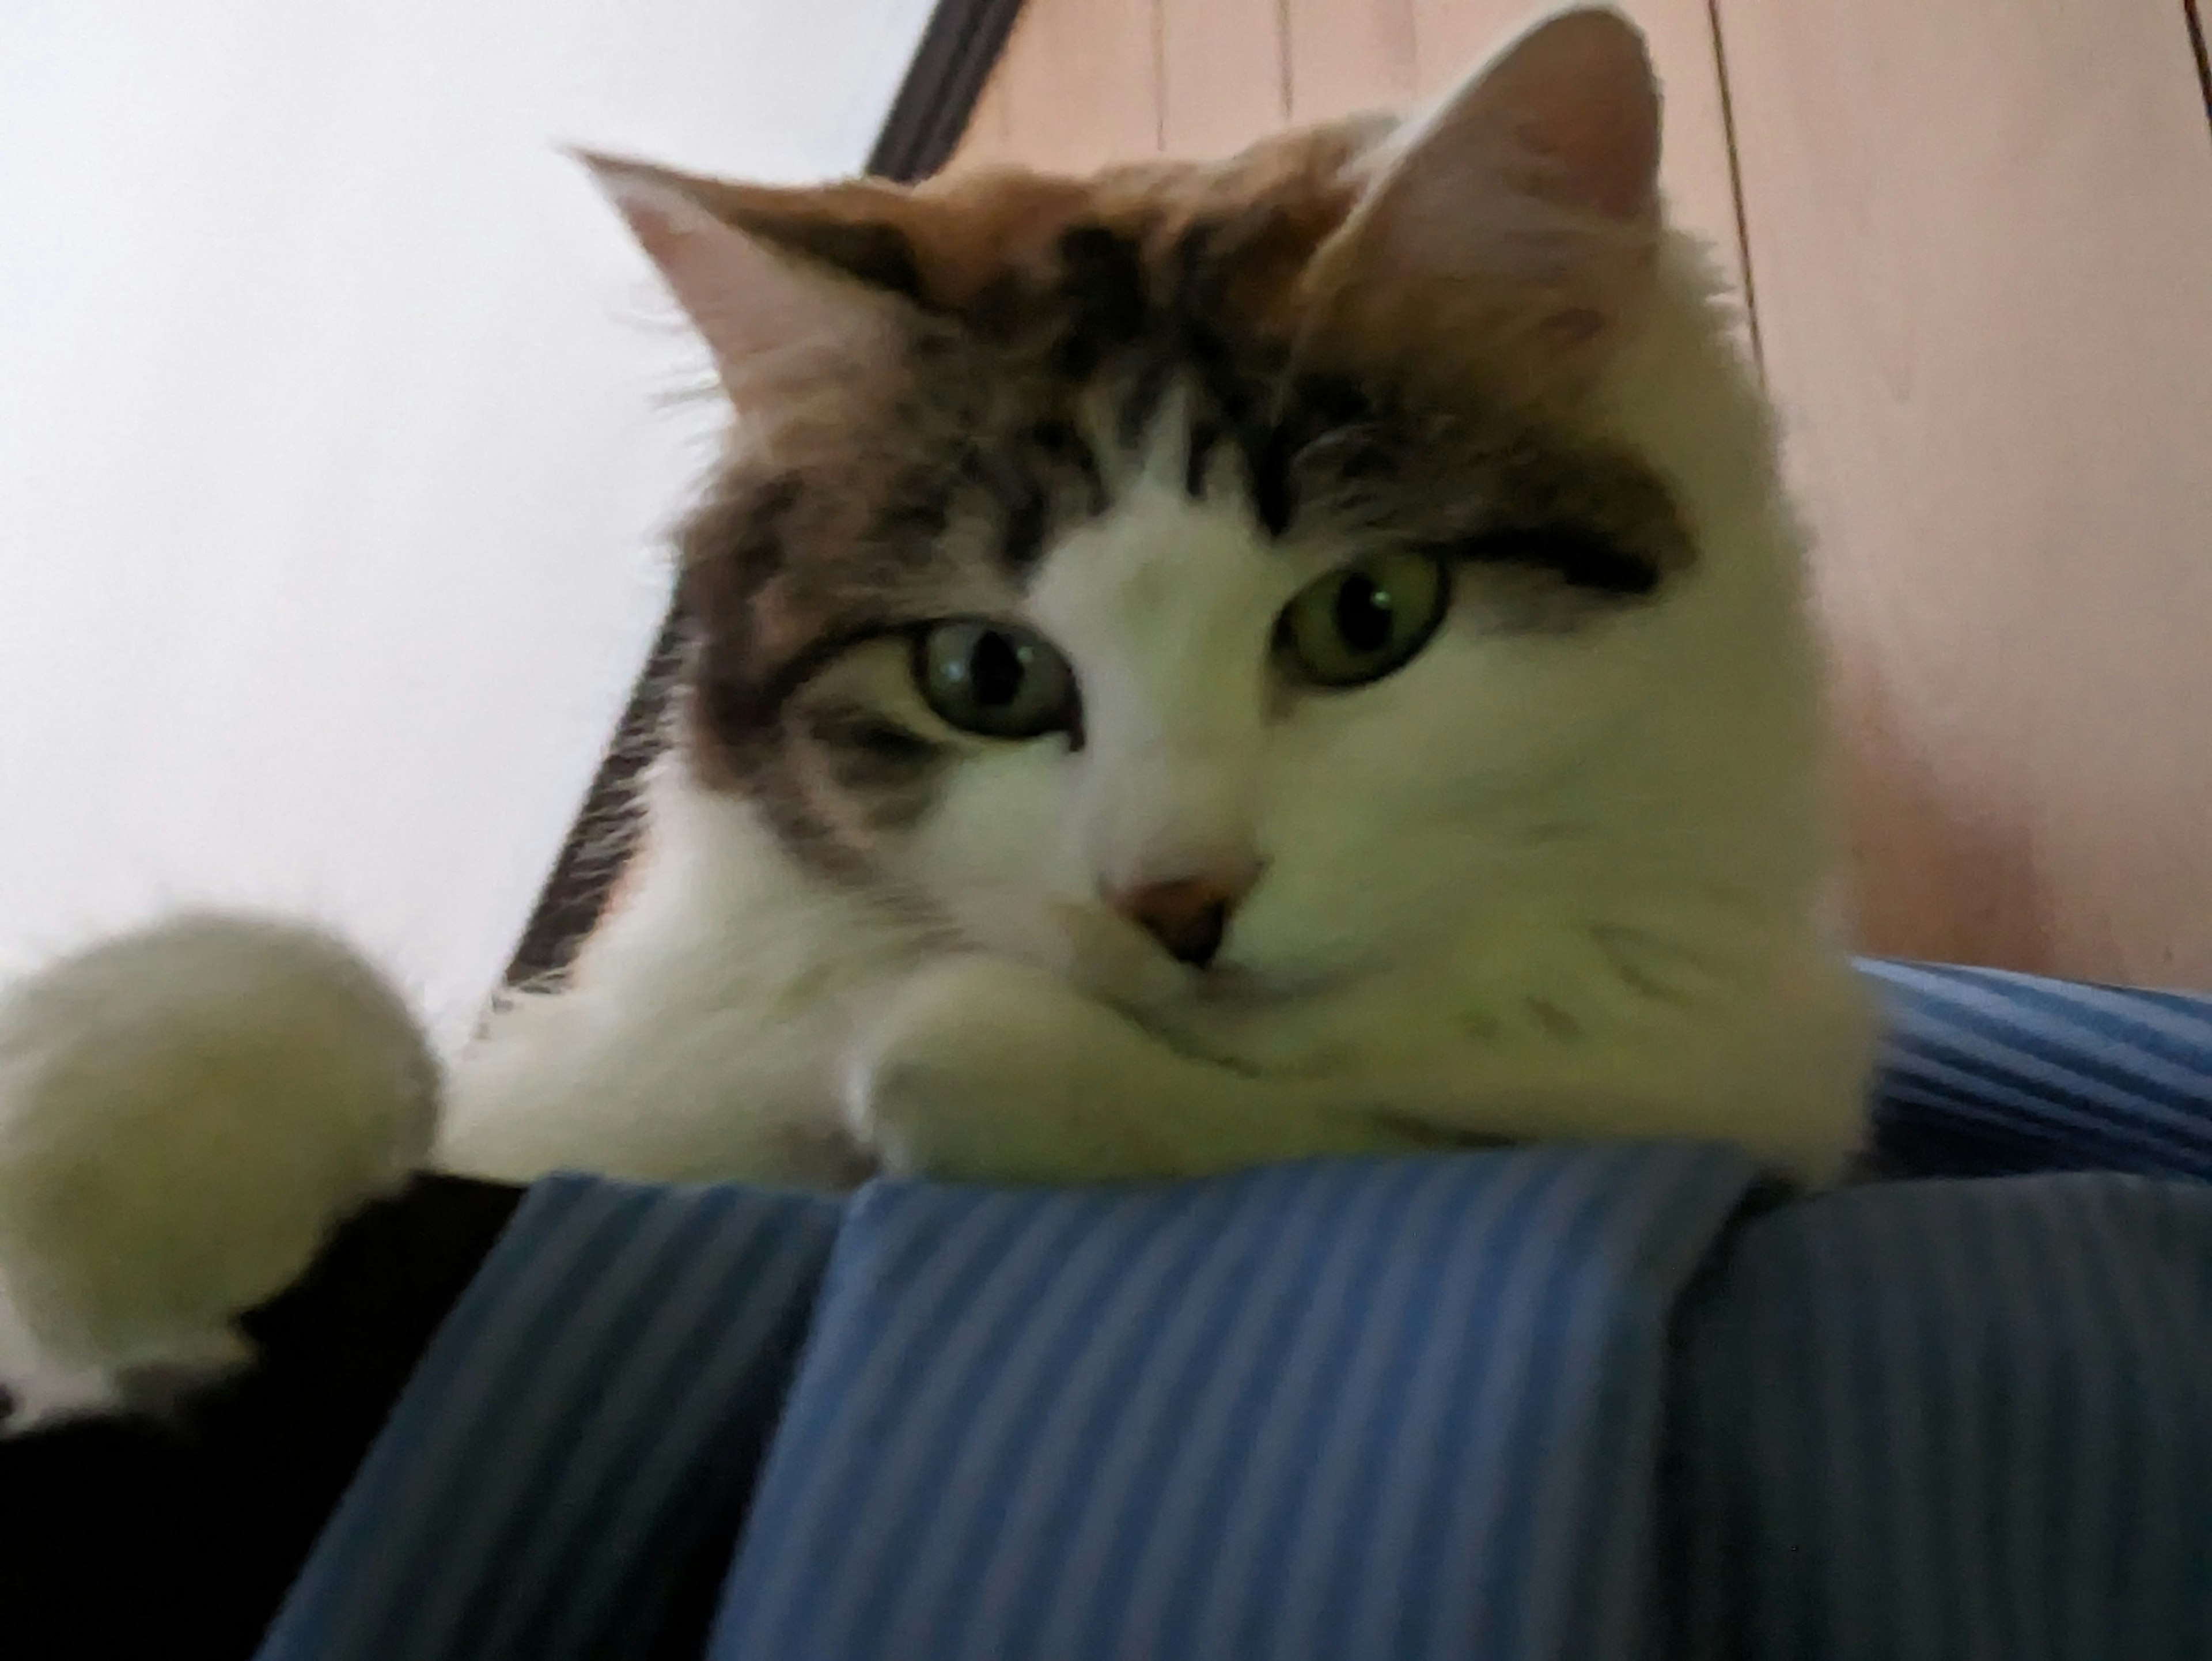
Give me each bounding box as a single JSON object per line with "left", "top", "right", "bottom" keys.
{"left": 1301, "top": 6, "right": 1662, "bottom": 403}
{"left": 579, "top": 152, "right": 922, "bottom": 405}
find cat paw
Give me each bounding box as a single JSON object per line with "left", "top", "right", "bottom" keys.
{"left": 846, "top": 958, "right": 1085, "bottom": 1182}
{"left": 0, "top": 914, "right": 438, "bottom": 1430}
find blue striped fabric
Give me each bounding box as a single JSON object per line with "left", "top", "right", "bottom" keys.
{"left": 1864, "top": 960, "right": 2212, "bottom": 1181}
{"left": 251, "top": 959, "right": 2212, "bottom": 1660}
{"left": 709, "top": 1147, "right": 1754, "bottom": 1661}
{"left": 1673, "top": 1173, "right": 2212, "bottom": 1661}
{"left": 256, "top": 1175, "right": 840, "bottom": 1661}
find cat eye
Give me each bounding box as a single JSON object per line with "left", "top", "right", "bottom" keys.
{"left": 1275, "top": 550, "right": 1450, "bottom": 689}
{"left": 911, "top": 619, "right": 1080, "bottom": 740}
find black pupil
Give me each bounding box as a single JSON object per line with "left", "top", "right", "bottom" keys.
{"left": 969, "top": 631, "right": 1027, "bottom": 707}
{"left": 1334, "top": 573, "right": 1396, "bottom": 654}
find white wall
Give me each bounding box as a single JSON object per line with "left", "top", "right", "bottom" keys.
{"left": 0, "top": 0, "right": 935, "bottom": 1045}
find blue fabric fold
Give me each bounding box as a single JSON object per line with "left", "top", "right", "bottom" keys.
{"left": 1673, "top": 1173, "right": 2212, "bottom": 1661}
{"left": 1863, "top": 959, "right": 2212, "bottom": 1181}
{"left": 256, "top": 1176, "right": 840, "bottom": 1661}
{"left": 253, "top": 959, "right": 2212, "bottom": 1660}
{"left": 710, "top": 1147, "right": 1753, "bottom": 1661}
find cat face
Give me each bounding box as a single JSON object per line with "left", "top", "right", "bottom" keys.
{"left": 897, "top": 419, "right": 1689, "bottom": 1011}
{"left": 592, "top": 9, "right": 1806, "bottom": 1028}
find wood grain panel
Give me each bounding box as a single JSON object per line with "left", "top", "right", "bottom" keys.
{"left": 1286, "top": 0, "right": 1417, "bottom": 120}
{"left": 1412, "top": 1, "right": 1745, "bottom": 297}
{"left": 997, "top": 0, "right": 1164, "bottom": 169}
{"left": 1160, "top": 0, "right": 1289, "bottom": 157}
{"left": 1720, "top": 0, "right": 2212, "bottom": 983}
{"left": 945, "top": 63, "right": 1014, "bottom": 169}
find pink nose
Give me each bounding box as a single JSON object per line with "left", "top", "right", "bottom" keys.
{"left": 1109, "top": 871, "right": 1256, "bottom": 968}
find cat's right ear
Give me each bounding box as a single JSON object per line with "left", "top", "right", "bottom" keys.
{"left": 1297, "top": 7, "right": 1664, "bottom": 406}
{"left": 578, "top": 152, "right": 911, "bottom": 402}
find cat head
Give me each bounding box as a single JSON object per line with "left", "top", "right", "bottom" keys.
{"left": 589, "top": 7, "right": 1823, "bottom": 1026}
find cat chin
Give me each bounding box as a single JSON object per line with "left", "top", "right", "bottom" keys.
{"left": 1044, "top": 922, "right": 1369, "bottom": 1026}
{"left": 1184, "top": 960, "right": 1361, "bottom": 1013}
{"left": 1088, "top": 959, "right": 1377, "bottom": 1081}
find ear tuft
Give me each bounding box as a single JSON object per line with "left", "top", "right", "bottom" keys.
{"left": 575, "top": 151, "right": 907, "bottom": 404}
{"left": 1455, "top": 6, "right": 1660, "bottom": 224}
{"left": 1300, "top": 6, "right": 1664, "bottom": 403}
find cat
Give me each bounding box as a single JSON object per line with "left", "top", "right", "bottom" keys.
{"left": 0, "top": 6, "right": 1874, "bottom": 1427}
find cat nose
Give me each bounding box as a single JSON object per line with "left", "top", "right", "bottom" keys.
{"left": 1109, "top": 869, "right": 1257, "bottom": 969}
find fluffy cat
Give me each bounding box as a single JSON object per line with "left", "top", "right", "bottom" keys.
{"left": 0, "top": 7, "right": 1873, "bottom": 1426}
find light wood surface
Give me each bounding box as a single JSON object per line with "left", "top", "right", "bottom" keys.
{"left": 1286, "top": 0, "right": 1418, "bottom": 121}
{"left": 1161, "top": 0, "right": 1288, "bottom": 156}
{"left": 947, "top": 67, "right": 1013, "bottom": 168}
{"left": 995, "top": 0, "right": 1163, "bottom": 171}
{"left": 1721, "top": 0, "right": 2212, "bottom": 983}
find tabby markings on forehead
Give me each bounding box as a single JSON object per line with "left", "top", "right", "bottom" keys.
{"left": 665, "top": 202, "right": 1694, "bottom": 876}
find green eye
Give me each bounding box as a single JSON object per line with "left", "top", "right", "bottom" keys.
{"left": 1277, "top": 550, "right": 1450, "bottom": 688}
{"left": 912, "top": 619, "right": 1079, "bottom": 740}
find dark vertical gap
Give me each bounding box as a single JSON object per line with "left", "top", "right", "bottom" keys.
{"left": 502, "top": 610, "right": 688, "bottom": 988}
{"left": 2188, "top": 0, "right": 2212, "bottom": 143}
{"left": 502, "top": 0, "right": 1032, "bottom": 990}
{"left": 1274, "top": 0, "right": 1293, "bottom": 123}
{"left": 1705, "top": 0, "right": 1767, "bottom": 379}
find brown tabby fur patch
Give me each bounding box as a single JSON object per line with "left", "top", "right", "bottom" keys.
{"left": 665, "top": 122, "right": 1690, "bottom": 876}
